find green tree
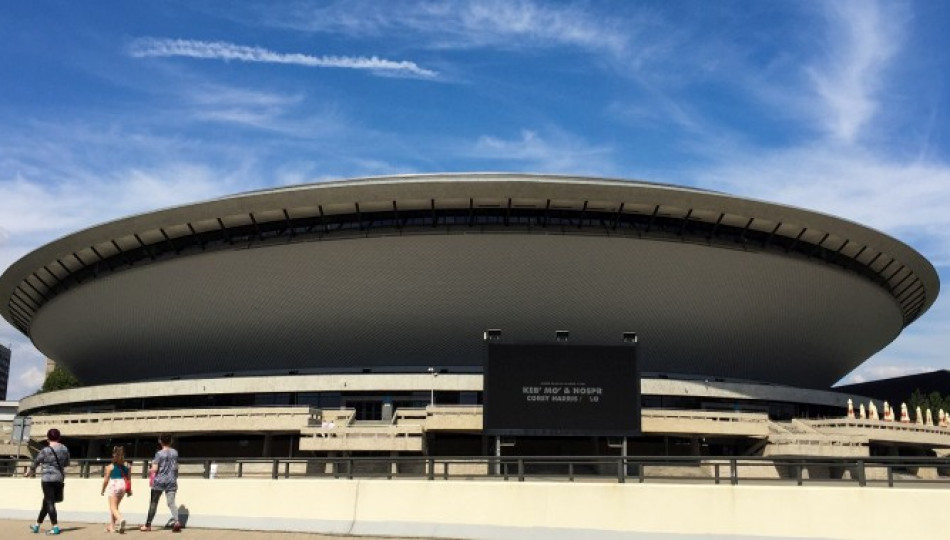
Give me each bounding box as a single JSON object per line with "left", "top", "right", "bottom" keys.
{"left": 40, "top": 366, "right": 81, "bottom": 392}
{"left": 907, "top": 388, "right": 950, "bottom": 423}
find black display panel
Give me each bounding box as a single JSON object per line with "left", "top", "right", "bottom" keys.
{"left": 484, "top": 343, "right": 641, "bottom": 436}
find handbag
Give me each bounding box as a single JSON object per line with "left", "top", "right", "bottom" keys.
{"left": 49, "top": 447, "right": 66, "bottom": 503}
{"left": 121, "top": 465, "right": 133, "bottom": 496}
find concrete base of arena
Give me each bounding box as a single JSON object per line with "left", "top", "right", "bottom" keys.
{"left": 1, "top": 477, "right": 947, "bottom": 539}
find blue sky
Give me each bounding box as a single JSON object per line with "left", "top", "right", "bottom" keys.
{"left": 2, "top": 1, "right": 950, "bottom": 400}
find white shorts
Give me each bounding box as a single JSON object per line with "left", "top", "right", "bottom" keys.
{"left": 106, "top": 478, "right": 126, "bottom": 497}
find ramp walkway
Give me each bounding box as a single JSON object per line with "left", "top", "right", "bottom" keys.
{"left": 22, "top": 405, "right": 950, "bottom": 456}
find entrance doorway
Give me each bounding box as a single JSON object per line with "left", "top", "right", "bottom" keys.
{"left": 342, "top": 397, "right": 385, "bottom": 421}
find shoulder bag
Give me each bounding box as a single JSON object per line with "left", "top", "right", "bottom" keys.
{"left": 121, "top": 465, "right": 133, "bottom": 496}
{"left": 49, "top": 447, "right": 66, "bottom": 503}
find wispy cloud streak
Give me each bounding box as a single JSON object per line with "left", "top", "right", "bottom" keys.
{"left": 807, "top": 2, "right": 901, "bottom": 143}
{"left": 269, "top": 0, "right": 631, "bottom": 57}
{"left": 128, "top": 38, "right": 437, "bottom": 78}
{"left": 472, "top": 129, "right": 615, "bottom": 174}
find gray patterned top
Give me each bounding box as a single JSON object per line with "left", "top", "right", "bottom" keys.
{"left": 152, "top": 447, "right": 179, "bottom": 491}
{"left": 32, "top": 444, "right": 70, "bottom": 482}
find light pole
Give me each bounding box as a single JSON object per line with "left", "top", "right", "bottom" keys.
{"left": 13, "top": 416, "right": 31, "bottom": 476}
{"left": 427, "top": 367, "right": 437, "bottom": 406}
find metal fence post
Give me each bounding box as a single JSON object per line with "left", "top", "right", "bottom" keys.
{"left": 427, "top": 458, "right": 435, "bottom": 480}
{"left": 517, "top": 459, "right": 524, "bottom": 482}
{"left": 618, "top": 457, "right": 625, "bottom": 483}
{"left": 730, "top": 459, "right": 738, "bottom": 486}
{"left": 857, "top": 460, "right": 866, "bottom": 487}
{"left": 271, "top": 459, "right": 279, "bottom": 480}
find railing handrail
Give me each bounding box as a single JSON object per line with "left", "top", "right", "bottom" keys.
{"left": 7, "top": 454, "right": 950, "bottom": 465}
{"left": 30, "top": 405, "right": 314, "bottom": 422}
{"left": 806, "top": 418, "right": 950, "bottom": 434}
{"left": 3, "top": 454, "right": 949, "bottom": 490}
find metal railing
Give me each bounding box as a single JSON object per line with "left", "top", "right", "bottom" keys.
{"left": 3, "top": 455, "right": 950, "bottom": 488}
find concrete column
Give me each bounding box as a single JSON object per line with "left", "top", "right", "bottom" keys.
{"left": 85, "top": 439, "right": 96, "bottom": 460}
{"left": 262, "top": 434, "right": 272, "bottom": 457}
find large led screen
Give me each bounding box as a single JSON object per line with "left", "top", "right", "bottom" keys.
{"left": 484, "top": 342, "right": 641, "bottom": 436}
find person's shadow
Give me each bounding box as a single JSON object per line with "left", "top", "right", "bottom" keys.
{"left": 163, "top": 505, "right": 189, "bottom": 529}
{"left": 178, "top": 504, "right": 190, "bottom": 527}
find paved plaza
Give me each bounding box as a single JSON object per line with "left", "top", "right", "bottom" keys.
{"left": 0, "top": 520, "right": 434, "bottom": 540}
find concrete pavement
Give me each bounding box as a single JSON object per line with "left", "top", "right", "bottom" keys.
{"left": 0, "top": 520, "right": 434, "bottom": 540}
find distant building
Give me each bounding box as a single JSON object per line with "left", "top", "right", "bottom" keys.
{"left": 0, "top": 344, "right": 10, "bottom": 401}
{"left": 837, "top": 370, "right": 950, "bottom": 406}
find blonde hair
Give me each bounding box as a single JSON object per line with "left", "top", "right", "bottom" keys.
{"left": 112, "top": 445, "right": 126, "bottom": 465}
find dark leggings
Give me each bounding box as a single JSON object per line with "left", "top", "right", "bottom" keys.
{"left": 37, "top": 481, "right": 61, "bottom": 525}
{"left": 146, "top": 489, "right": 178, "bottom": 527}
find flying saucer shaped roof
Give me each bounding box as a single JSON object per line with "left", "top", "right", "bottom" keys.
{"left": 0, "top": 173, "right": 939, "bottom": 388}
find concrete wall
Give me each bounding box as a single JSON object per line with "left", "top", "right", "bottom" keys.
{"left": 1, "top": 477, "right": 946, "bottom": 539}
{"left": 19, "top": 370, "right": 863, "bottom": 415}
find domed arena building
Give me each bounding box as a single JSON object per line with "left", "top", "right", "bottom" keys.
{"left": 2, "top": 173, "right": 947, "bottom": 463}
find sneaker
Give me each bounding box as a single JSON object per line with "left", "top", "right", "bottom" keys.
{"left": 46, "top": 526, "right": 61, "bottom": 535}
{"left": 172, "top": 522, "right": 182, "bottom": 533}
{"left": 30, "top": 524, "right": 40, "bottom": 533}
{"left": 118, "top": 519, "right": 126, "bottom": 533}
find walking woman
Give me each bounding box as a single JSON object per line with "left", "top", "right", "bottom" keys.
{"left": 100, "top": 445, "right": 131, "bottom": 533}
{"left": 141, "top": 434, "right": 181, "bottom": 532}
{"left": 25, "top": 428, "right": 70, "bottom": 535}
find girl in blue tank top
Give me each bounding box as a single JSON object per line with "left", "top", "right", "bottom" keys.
{"left": 100, "top": 445, "right": 131, "bottom": 533}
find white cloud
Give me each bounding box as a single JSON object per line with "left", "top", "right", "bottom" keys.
{"left": 694, "top": 144, "right": 950, "bottom": 266}
{"left": 0, "top": 165, "right": 247, "bottom": 242}
{"left": 267, "top": 0, "right": 632, "bottom": 58}
{"left": 181, "top": 85, "right": 351, "bottom": 138}
{"left": 472, "top": 129, "right": 615, "bottom": 175}
{"left": 15, "top": 365, "right": 46, "bottom": 396}
{"left": 128, "top": 38, "right": 438, "bottom": 78}
{"left": 842, "top": 365, "right": 936, "bottom": 385}
{"left": 806, "top": 2, "right": 902, "bottom": 143}
{"left": 451, "top": 1, "right": 628, "bottom": 55}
